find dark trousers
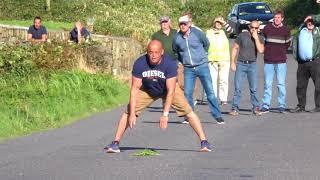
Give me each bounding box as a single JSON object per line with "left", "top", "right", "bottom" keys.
{"left": 296, "top": 59, "right": 320, "bottom": 108}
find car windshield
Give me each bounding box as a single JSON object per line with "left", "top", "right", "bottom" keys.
{"left": 238, "top": 4, "right": 272, "bottom": 16}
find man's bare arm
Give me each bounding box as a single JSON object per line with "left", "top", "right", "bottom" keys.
{"left": 160, "top": 76, "right": 176, "bottom": 130}
{"left": 230, "top": 42, "right": 239, "bottom": 72}
{"left": 163, "top": 77, "right": 177, "bottom": 113}
{"left": 41, "top": 34, "right": 47, "bottom": 42}
{"left": 129, "top": 76, "right": 142, "bottom": 115}
{"left": 77, "top": 30, "right": 82, "bottom": 44}
{"left": 128, "top": 76, "right": 142, "bottom": 128}
{"left": 27, "top": 34, "right": 33, "bottom": 41}
{"left": 252, "top": 31, "right": 264, "bottom": 53}
{"left": 27, "top": 33, "right": 47, "bottom": 42}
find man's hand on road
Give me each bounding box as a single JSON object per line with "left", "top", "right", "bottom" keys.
{"left": 129, "top": 114, "right": 137, "bottom": 128}
{"left": 159, "top": 115, "right": 168, "bottom": 130}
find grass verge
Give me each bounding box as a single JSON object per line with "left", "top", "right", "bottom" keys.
{"left": 0, "top": 20, "right": 73, "bottom": 31}
{"left": 0, "top": 70, "right": 129, "bottom": 140}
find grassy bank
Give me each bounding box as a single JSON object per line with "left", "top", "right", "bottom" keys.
{"left": 1, "top": 0, "right": 318, "bottom": 44}
{"left": 0, "top": 70, "right": 129, "bottom": 140}
{"left": 0, "top": 20, "right": 73, "bottom": 31}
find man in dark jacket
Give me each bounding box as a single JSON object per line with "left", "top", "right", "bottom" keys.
{"left": 291, "top": 6, "right": 320, "bottom": 113}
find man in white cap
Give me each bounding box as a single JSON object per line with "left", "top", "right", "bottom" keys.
{"left": 173, "top": 15, "right": 224, "bottom": 124}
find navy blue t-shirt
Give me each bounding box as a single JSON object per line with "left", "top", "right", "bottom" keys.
{"left": 27, "top": 25, "right": 47, "bottom": 39}
{"left": 70, "top": 27, "right": 90, "bottom": 43}
{"left": 132, "top": 54, "right": 178, "bottom": 97}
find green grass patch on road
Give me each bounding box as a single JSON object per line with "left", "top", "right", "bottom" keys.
{"left": 0, "top": 20, "right": 73, "bottom": 31}
{"left": 132, "top": 149, "right": 160, "bottom": 157}
{"left": 0, "top": 70, "right": 129, "bottom": 140}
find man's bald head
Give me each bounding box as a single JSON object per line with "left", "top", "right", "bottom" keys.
{"left": 147, "top": 40, "right": 164, "bottom": 65}
{"left": 147, "top": 40, "right": 164, "bottom": 51}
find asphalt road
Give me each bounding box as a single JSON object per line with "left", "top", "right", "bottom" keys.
{"left": 0, "top": 53, "right": 320, "bottom": 180}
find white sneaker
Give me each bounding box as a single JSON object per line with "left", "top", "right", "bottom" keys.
{"left": 194, "top": 100, "right": 198, "bottom": 106}
{"left": 182, "top": 119, "right": 189, "bottom": 124}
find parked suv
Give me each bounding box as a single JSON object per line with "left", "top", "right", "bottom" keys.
{"left": 227, "top": 2, "right": 274, "bottom": 37}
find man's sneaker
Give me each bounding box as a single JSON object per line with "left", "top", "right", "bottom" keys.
{"left": 182, "top": 117, "right": 189, "bottom": 124}
{"left": 194, "top": 100, "right": 198, "bottom": 106}
{"left": 229, "top": 109, "right": 239, "bottom": 116}
{"left": 221, "top": 101, "right": 228, "bottom": 105}
{"left": 253, "top": 107, "right": 262, "bottom": 116}
{"left": 290, "top": 106, "right": 305, "bottom": 113}
{"left": 105, "top": 141, "right": 120, "bottom": 153}
{"left": 309, "top": 107, "right": 320, "bottom": 113}
{"left": 260, "top": 107, "right": 269, "bottom": 114}
{"left": 200, "top": 140, "right": 213, "bottom": 152}
{"left": 279, "top": 107, "right": 286, "bottom": 113}
{"left": 216, "top": 117, "right": 225, "bottom": 124}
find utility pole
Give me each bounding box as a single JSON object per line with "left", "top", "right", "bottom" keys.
{"left": 46, "top": 0, "right": 51, "bottom": 12}
{"left": 181, "top": 0, "right": 188, "bottom": 5}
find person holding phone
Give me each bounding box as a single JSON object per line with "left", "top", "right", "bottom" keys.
{"left": 229, "top": 20, "right": 264, "bottom": 116}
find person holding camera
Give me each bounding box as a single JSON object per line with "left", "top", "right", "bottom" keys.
{"left": 291, "top": 3, "right": 320, "bottom": 113}
{"left": 206, "top": 16, "right": 233, "bottom": 105}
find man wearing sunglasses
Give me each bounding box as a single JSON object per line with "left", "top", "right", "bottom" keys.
{"left": 173, "top": 15, "right": 224, "bottom": 124}
{"left": 229, "top": 21, "right": 264, "bottom": 116}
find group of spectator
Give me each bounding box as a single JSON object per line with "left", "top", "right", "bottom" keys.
{"left": 27, "top": 16, "right": 90, "bottom": 44}
{"left": 151, "top": 6, "right": 320, "bottom": 120}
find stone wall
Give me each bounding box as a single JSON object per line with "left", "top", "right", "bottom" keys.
{"left": 0, "top": 24, "right": 144, "bottom": 78}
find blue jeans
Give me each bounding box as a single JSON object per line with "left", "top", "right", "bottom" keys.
{"left": 262, "top": 63, "right": 287, "bottom": 109}
{"left": 184, "top": 63, "right": 222, "bottom": 119}
{"left": 232, "top": 62, "right": 259, "bottom": 111}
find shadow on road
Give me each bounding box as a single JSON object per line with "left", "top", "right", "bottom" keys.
{"left": 142, "top": 121, "right": 217, "bottom": 124}
{"left": 120, "top": 146, "right": 198, "bottom": 152}
{"left": 147, "top": 110, "right": 176, "bottom": 113}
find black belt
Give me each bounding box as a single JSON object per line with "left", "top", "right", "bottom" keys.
{"left": 298, "top": 58, "right": 319, "bottom": 64}
{"left": 238, "top": 60, "right": 255, "bottom": 64}
{"left": 305, "top": 58, "right": 314, "bottom": 62}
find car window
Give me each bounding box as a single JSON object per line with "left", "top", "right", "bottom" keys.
{"left": 238, "top": 4, "right": 272, "bottom": 16}
{"left": 233, "top": 5, "right": 238, "bottom": 15}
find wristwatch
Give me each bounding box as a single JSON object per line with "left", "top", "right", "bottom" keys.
{"left": 163, "top": 112, "right": 169, "bottom": 117}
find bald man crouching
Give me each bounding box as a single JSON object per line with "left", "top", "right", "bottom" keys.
{"left": 105, "top": 40, "right": 213, "bottom": 153}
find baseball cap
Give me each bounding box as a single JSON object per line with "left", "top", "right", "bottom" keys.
{"left": 306, "top": 18, "right": 314, "bottom": 25}
{"left": 160, "top": 16, "right": 170, "bottom": 23}
{"left": 179, "top": 15, "right": 189, "bottom": 23}
{"left": 214, "top": 16, "right": 224, "bottom": 23}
